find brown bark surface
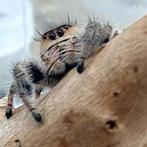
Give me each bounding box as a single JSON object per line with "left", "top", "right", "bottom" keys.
{"left": 1, "top": 15, "right": 147, "bottom": 147}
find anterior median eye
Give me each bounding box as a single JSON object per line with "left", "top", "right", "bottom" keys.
{"left": 57, "top": 28, "right": 64, "bottom": 37}
{"left": 48, "top": 32, "right": 56, "bottom": 40}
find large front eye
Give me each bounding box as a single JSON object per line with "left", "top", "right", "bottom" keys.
{"left": 57, "top": 28, "right": 64, "bottom": 37}
{"left": 48, "top": 32, "right": 56, "bottom": 40}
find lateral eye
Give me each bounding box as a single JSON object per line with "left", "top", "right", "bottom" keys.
{"left": 63, "top": 25, "right": 69, "bottom": 29}
{"left": 42, "top": 34, "right": 47, "bottom": 40}
{"left": 57, "top": 28, "right": 64, "bottom": 37}
{"left": 48, "top": 32, "right": 56, "bottom": 40}
{"left": 102, "top": 37, "right": 110, "bottom": 43}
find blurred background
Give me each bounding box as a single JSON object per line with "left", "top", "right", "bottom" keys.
{"left": 0, "top": 0, "right": 147, "bottom": 99}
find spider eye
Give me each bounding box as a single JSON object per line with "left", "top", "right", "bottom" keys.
{"left": 102, "top": 37, "right": 110, "bottom": 43}
{"left": 48, "top": 32, "right": 56, "bottom": 40}
{"left": 42, "top": 35, "right": 46, "bottom": 40}
{"left": 57, "top": 28, "right": 64, "bottom": 37}
{"left": 63, "top": 25, "right": 69, "bottom": 29}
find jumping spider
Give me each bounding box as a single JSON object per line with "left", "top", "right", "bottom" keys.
{"left": 5, "top": 18, "right": 113, "bottom": 123}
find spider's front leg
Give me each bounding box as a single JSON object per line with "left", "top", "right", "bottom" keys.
{"left": 20, "top": 96, "right": 42, "bottom": 123}
{"left": 5, "top": 82, "right": 16, "bottom": 119}
{"left": 35, "top": 85, "right": 43, "bottom": 99}
{"left": 6, "top": 60, "right": 44, "bottom": 123}
{"left": 16, "top": 76, "right": 43, "bottom": 123}
{"left": 16, "top": 80, "right": 42, "bottom": 123}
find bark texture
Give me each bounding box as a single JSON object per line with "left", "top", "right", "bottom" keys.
{"left": 1, "top": 15, "right": 147, "bottom": 147}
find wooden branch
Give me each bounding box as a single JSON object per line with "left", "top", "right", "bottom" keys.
{"left": 1, "top": 15, "right": 147, "bottom": 147}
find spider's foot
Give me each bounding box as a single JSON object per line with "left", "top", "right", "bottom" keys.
{"left": 5, "top": 107, "right": 13, "bottom": 119}
{"left": 77, "top": 61, "right": 84, "bottom": 74}
{"left": 32, "top": 111, "right": 42, "bottom": 123}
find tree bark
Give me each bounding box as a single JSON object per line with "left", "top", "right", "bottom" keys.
{"left": 1, "top": 15, "right": 147, "bottom": 147}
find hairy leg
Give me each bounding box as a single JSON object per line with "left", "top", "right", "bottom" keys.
{"left": 20, "top": 95, "right": 42, "bottom": 123}
{"left": 12, "top": 60, "right": 44, "bottom": 122}
{"left": 35, "top": 85, "right": 43, "bottom": 99}
{"left": 5, "top": 82, "right": 16, "bottom": 119}
{"left": 82, "top": 20, "right": 113, "bottom": 58}
{"left": 16, "top": 77, "right": 42, "bottom": 123}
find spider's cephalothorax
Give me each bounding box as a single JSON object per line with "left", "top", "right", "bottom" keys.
{"left": 5, "top": 19, "right": 113, "bottom": 123}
